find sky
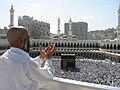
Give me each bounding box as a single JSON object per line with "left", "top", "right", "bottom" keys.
{"left": 0, "top": 0, "right": 119, "bottom": 34}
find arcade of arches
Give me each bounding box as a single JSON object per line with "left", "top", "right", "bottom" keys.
{"left": 0, "top": 39, "right": 120, "bottom": 62}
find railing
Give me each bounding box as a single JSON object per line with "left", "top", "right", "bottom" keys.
{"left": 40, "top": 77, "right": 120, "bottom": 90}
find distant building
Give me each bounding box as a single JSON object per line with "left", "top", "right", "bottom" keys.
{"left": 0, "top": 27, "right": 8, "bottom": 39}
{"left": 0, "top": 27, "right": 8, "bottom": 34}
{"left": 64, "top": 18, "right": 88, "bottom": 40}
{"left": 18, "top": 15, "right": 50, "bottom": 39}
{"left": 87, "top": 28, "right": 117, "bottom": 40}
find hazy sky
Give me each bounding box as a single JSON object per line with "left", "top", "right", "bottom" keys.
{"left": 0, "top": 0, "right": 119, "bottom": 34}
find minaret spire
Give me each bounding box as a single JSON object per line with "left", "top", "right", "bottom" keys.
{"left": 9, "top": 4, "right": 15, "bottom": 27}
{"left": 68, "top": 17, "right": 72, "bottom": 36}
{"left": 69, "top": 17, "right": 72, "bottom": 30}
{"left": 57, "top": 17, "right": 61, "bottom": 35}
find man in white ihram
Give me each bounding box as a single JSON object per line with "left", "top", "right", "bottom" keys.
{"left": 0, "top": 26, "right": 55, "bottom": 90}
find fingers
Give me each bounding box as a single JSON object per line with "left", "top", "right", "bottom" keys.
{"left": 47, "top": 44, "right": 55, "bottom": 52}
{"left": 39, "top": 44, "right": 55, "bottom": 59}
{"left": 50, "top": 44, "right": 55, "bottom": 52}
{"left": 44, "top": 45, "right": 49, "bottom": 53}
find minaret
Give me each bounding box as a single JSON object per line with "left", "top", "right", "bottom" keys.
{"left": 117, "top": 4, "right": 120, "bottom": 38}
{"left": 9, "top": 4, "right": 15, "bottom": 27}
{"left": 57, "top": 17, "right": 61, "bottom": 35}
{"left": 118, "top": 4, "right": 120, "bottom": 26}
{"left": 68, "top": 17, "right": 72, "bottom": 36}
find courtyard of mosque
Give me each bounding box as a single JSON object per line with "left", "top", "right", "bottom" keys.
{"left": 52, "top": 58, "right": 120, "bottom": 87}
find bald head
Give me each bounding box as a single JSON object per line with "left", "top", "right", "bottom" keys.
{"left": 7, "top": 26, "right": 29, "bottom": 46}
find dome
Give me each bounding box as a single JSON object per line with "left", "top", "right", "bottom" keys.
{"left": 70, "top": 35, "right": 78, "bottom": 40}
{"left": 71, "top": 35, "right": 77, "bottom": 38}
{"left": 62, "top": 35, "right": 68, "bottom": 38}
{"left": 60, "top": 35, "right": 69, "bottom": 40}
{"left": 112, "top": 38, "right": 120, "bottom": 42}
{"left": 53, "top": 35, "right": 59, "bottom": 38}
{"left": 52, "top": 35, "right": 60, "bottom": 40}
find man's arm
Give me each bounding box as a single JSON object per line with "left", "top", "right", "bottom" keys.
{"left": 27, "top": 44, "right": 55, "bottom": 83}
{"left": 26, "top": 59, "right": 54, "bottom": 84}
{"left": 31, "top": 56, "right": 55, "bottom": 75}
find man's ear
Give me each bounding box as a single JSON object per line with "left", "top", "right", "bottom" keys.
{"left": 18, "top": 38, "right": 24, "bottom": 48}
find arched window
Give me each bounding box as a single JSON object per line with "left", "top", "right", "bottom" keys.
{"left": 65, "top": 43, "right": 67, "bottom": 47}
{"left": 107, "top": 44, "right": 109, "bottom": 49}
{"left": 80, "top": 43, "right": 82, "bottom": 47}
{"left": 61, "top": 43, "right": 64, "bottom": 47}
{"left": 114, "top": 44, "right": 116, "bottom": 50}
{"left": 74, "top": 43, "right": 76, "bottom": 47}
{"left": 42, "top": 43, "right": 45, "bottom": 47}
{"left": 93, "top": 43, "right": 95, "bottom": 48}
{"left": 58, "top": 43, "right": 60, "bottom": 47}
{"left": 37, "top": 43, "right": 39, "bottom": 47}
{"left": 83, "top": 43, "right": 85, "bottom": 48}
{"left": 86, "top": 43, "right": 89, "bottom": 48}
{"left": 68, "top": 43, "right": 70, "bottom": 47}
{"left": 55, "top": 43, "right": 57, "bottom": 47}
{"left": 71, "top": 43, "right": 73, "bottom": 47}
{"left": 118, "top": 44, "right": 120, "bottom": 50}
{"left": 77, "top": 43, "right": 79, "bottom": 47}
{"left": 90, "top": 43, "right": 92, "bottom": 48}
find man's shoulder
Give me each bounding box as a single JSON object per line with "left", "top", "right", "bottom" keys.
{"left": 28, "top": 60, "right": 40, "bottom": 68}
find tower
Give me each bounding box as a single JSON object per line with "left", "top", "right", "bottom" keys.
{"left": 118, "top": 4, "right": 120, "bottom": 26}
{"left": 57, "top": 17, "right": 61, "bottom": 35}
{"left": 117, "top": 4, "right": 120, "bottom": 38}
{"left": 9, "top": 4, "right": 15, "bottom": 27}
{"left": 68, "top": 17, "right": 72, "bottom": 36}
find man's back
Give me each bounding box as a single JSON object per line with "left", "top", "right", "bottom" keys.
{"left": 0, "top": 47, "right": 39, "bottom": 90}
{"left": 0, "top": 48, "right": 46, "bottom": 90}
{"left": 1, "top": 26, "right": 55, "bottom": 90}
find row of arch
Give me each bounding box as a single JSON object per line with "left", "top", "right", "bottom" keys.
{"left": 0, "top": 40, "right": 120, "bottom": 53}
{"left": 31, "top": 41, "right": 120, "bottom": 51}
{"left": 101, "top": 44, "right": 120, "bottom": 50}
{"left": 31, "top": 42, "right": 100, "bottom": 48}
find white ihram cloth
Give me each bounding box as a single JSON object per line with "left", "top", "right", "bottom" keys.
{"left": 0, "top": 47, "right": 55, "bottom": 90}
